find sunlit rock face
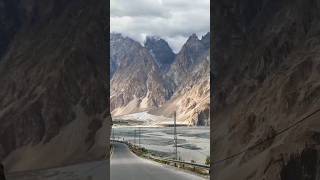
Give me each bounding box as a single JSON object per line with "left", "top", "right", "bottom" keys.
{"left": 0, "top": 0, "right": 109, "bottom": 172}
{"left": 110, "top": 33, "right": 210, "bottom": 125}
{"left": 212, "top": 0, "right": 320, "bottom": 179}
{"left": 161, "top": 33, "right": 210, "bottom": 126}
{"left": 110, "top": 33, "right": 171, "bottom": 116}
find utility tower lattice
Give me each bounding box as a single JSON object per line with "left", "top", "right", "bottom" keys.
{"left": 173, "top": 111, "right": 178, "bottom": 160}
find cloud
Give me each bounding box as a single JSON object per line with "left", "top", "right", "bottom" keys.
{"left": 111, "top": 0, "right": 169, "bottom": 18}
{"left": 110, "top": 0, "right": 210, "bottom": 53}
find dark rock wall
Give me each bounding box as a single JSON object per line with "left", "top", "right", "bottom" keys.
{"left": 0, "top": 0, "right": 108, "bottom": 170}
{"left": 280, "top": 148, "right": 319, "bottom": 180}
{"left": 212, "top": 0, "right": 320, "bottom": 179}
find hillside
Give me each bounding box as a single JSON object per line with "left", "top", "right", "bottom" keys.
{"left": 110, "top": 33, "right": 210, "bottom": 125}
{"left": 110, "top": 33, "right": 171, "bottom": 116}
{"left": 0, "top": 0, "right": 109, "bottom": 172}
{"left": 212, "top": 0, "right": 320, "bottom": 179}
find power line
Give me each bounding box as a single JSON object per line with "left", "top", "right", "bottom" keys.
{"left": 212, "top": 107, "right": 320, "bottom": 166}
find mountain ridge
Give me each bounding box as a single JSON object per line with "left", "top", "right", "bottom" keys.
{"left": 110, "top": 32, "right": 210, "bottom": 125}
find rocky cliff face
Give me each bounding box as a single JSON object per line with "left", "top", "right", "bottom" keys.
{"left": 144, "top": 36, "right": 175, "bottom": 72}
{"left": 212, "top": 0, "right": 320, "bottom": 179}
{"left": 167, "top": 33, "right": 209, "bottom": 86}
{"left": 171, "top": 49, "right": 210, "bottom": 125}
{"left": 110, "top": 33, "right": 171, "bottom": 116}
{"left": 110, "top": 33, "right": 210, "bottom": 125}
{"left": 166, "top": 33, "right": 210, "bottom": 125}
{"left": 0, "top": 0, "right": 109, "bottom": 172}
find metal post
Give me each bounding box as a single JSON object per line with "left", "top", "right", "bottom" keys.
{"left": 112, "top": 128, "right": 115, "bottom": 140}
{"left": 134, "top": 129, "right": 136, "bottom": 145}
{"left": 138, "top": 127, "right": 141, "bottom": 146}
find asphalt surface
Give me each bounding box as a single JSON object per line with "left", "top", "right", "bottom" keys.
{"left": 110, "top": 142, "right": 205, "bottom": 180}
{"left": 6, "top": 160, "right": 107, "bottom": 180}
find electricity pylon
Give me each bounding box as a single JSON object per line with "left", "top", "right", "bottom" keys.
{"left": 173, "top": 111, "right": 178, "bottom": 160}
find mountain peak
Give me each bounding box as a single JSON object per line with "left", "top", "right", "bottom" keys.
{"left": 144, "top": 36, "right": 171, "bottom": 50}
{"left": 188, "top": 33, "right": 199, "bottom": 41}
{"left": 145, "top": 36, "right": 161, "bottom": 42}
{"left": 201, "top": 32, "right": 210, "bottom": 40}
{"left": 201, "top": 32, "right": 210, "bottom": 49}
{"left": 183, "top": 33, "right": 201, "bottom": 48}
{"left": 110, "top": 32, "right": 209, "bottom": 125}
{"left": 144, "top": 36, "right": 175, "bottom": 71}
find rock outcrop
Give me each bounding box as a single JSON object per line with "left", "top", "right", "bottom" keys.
{"left": 212, "top": 0, "right": 320, "bottom": 179}
{"left": 0, "top": 0, "right": 109, "bottom": 172}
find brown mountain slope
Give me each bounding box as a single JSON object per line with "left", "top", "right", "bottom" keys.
{"left": 111, "top": 33, "right": 210, "bottom": 125}
{"left": 212, "top": 0, "right": 320, "bottom": 179}
{"left": 149, "top": 49, "right": 210, "bottom": 125}
{"left": 110, "top": 33, "right": 171, "bottom": 116}
{"left": 0, "top": 0, "right": 109, "bottom": 172}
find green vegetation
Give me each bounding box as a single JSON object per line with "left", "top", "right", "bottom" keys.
{"left": 205, "top": 156, "right": 210, "bottom": 165}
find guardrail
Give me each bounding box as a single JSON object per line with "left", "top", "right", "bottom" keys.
{"left": 111, "top": 139, "right": 210, "bottom": 173}
{"left": 154, "top": 157, "right": 210, "bottom": 169}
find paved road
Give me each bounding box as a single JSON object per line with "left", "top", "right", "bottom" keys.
{"left": 111, "top": 142, "right": 205, "bottom": 180}
{"left": 6, "top": 160, "right": 107, "bottom": 180}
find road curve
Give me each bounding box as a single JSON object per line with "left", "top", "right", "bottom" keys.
{"left": 111, "top": 142, "right": 205, "bottom": 180}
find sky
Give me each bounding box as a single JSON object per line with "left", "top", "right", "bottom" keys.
{"left": 110, "top": 0, "right": 210, "bottom": 53}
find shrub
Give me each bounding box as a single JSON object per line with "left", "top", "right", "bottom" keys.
{"left": 205, "top": 156, "right": 210, "bottom": 165}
